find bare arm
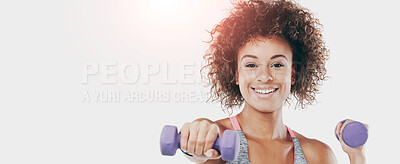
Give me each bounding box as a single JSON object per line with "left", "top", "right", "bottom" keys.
{"left": 302, "top": 139, "right": 338, "bottom": 164}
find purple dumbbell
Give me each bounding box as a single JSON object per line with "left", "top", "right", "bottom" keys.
{"left": 160, "top": 125, "right": 240, "bottom": 161}
{"left": 335, "top": 119, "right": 368, "bottom": 148}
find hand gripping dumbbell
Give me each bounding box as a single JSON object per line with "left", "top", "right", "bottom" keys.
{"left": 160, "top": 125, "right": 240, "bottom": 161}
{"left": 335, "top": 119, "right": 368, "bottom": 148}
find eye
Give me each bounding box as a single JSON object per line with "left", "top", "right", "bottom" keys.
{"left": 245, "top": 63, "right": 257, "bottom": 68}
{"left": 271, "top": 63, "right": 284, "bottom": 68}
{"left": 274, "top": 63, "right": 283, "bottom": 67}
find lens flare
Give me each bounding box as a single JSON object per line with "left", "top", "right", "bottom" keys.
{"left": 147, "top": 0, "right": 186, "bottom": 15}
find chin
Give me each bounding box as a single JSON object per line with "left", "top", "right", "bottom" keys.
{"left": 250, "top": 102, "right": 280, "bottom": 113}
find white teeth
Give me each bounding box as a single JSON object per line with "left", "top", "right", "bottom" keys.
{"left": 254, "top": 88, "right": 276, "bottom": 94}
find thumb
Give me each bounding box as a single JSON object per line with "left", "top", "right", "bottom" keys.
{"left": 335, "top": 122, "right": 343, "bottom": 141}
{"left": 204, "top": 149, "right": 221, "bottom": 159}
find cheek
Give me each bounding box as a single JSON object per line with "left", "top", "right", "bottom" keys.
{"left": 272, "top": 71, "right": 292, "bottom": 84}
{"left": 237, "top": 71, "right": 252, "bottom": 96}
{"left": 273, "top": 71, "right": 292, "bottom": 97}
{"left": 238, "top": 69, "right": 254, "bottom": 83}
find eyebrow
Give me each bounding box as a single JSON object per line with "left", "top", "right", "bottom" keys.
{"left": 240, "top": 54, "right": 288, "bottom": 61}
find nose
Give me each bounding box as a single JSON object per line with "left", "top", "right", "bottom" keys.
{"left": 256, "top": 65, "right": 272, "bottom": 82}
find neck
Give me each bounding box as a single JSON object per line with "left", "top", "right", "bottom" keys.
{"left": 237, "top": 102, "right": 288, "bottom": 141}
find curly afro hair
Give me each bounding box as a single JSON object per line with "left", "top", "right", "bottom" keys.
{"left": 200, "top": 0, "right": 329, "bottom": 113}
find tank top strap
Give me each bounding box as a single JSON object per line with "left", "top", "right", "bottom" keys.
{"left": 285, "top": 125, "right": 296, "bottom": 138}
{"left": 229, "top": 116, "right": 242, "bottom": 130}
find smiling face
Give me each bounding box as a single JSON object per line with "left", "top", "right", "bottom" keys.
{"left": 236, "top": 35, "right": 295, "bottom": 112}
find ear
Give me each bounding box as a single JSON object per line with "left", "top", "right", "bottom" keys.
{"left": 291, "top": 64, "right": 296, "bottom": 85}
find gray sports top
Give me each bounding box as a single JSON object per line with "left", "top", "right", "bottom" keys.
{"left": 227, "top": 116, "right": 307, "bottom": 164}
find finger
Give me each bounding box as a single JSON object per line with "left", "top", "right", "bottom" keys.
{"left": 203, "top": 125, "right": 219, "bottom": 156}
{"left": 180, "top": 122, "right": 190, "bottom": 152}
{"left": 338, "top": 120, "right": 356, "bottom": 149}
{"left": 204, "top": 149, "right": 221, "bottom": 159}
{"left": 335, "top": 122, "right": 341, "bottom": 138}
{"left": 187, "top": 124, "right": 199, "bottom": 154}
{"left": 339, "top": 119, "right": 354, "bottom": 137}
{"left": 364, "top": 123, "right": 369, "bottom": 129}
{"left": 336, "top": 122, "right": 348, "bottom": 148}
{"left": 335, "top": 122, "right": 341, "bottom": 133}
{"left": 194, "top": 126, "right": 208, "bottom": 155}
{"left": 336, "top": 122, "right": 343, "bottom": 142}
{"left": 336, "top": 124, "right": 348, "bottom": 149}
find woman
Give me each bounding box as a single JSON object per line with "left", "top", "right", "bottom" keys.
{"left": 179, "top": 0, "right": 367, "bottom": 163}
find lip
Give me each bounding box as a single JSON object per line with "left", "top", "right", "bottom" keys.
{"left": 251, "top": 86, "right": 278, "bottom": 90}
{"left": 251, "top": 87, "right": 278, "bottom": 99}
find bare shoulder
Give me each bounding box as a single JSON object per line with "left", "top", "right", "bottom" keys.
{"left": 293, "top": 131, "right": 338, "bottom": 164}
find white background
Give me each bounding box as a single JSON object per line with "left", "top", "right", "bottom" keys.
{"left": 0, "top": 0, "right": 399, "bottom": 163}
